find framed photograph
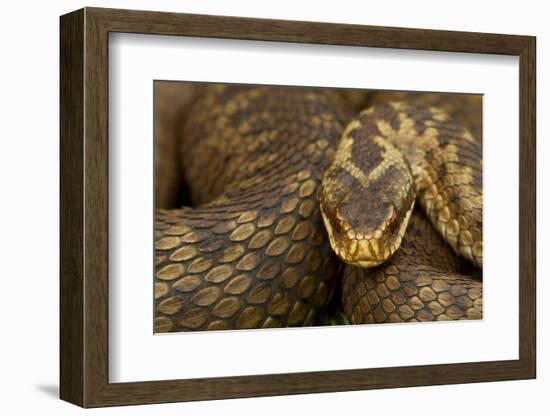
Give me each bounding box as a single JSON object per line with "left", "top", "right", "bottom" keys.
{"left": 60, "top": 7, "right": 536, "bottom": 407}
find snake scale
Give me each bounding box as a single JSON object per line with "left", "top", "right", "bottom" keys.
{"left": 154, "top": 84, "right": 482, "bottom": 332}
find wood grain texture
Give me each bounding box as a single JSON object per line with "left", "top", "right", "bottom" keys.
{"left": 59, "top": 7, "right": 536, "bottom": 408}
{"left": 518, "top": 38, "right": 536, "bottom": 375}
{"left": 59, "top": 8, "right": 84, "bottom": 406}
{"left": 88, "top": 7, "right": 532, "bottom": 54}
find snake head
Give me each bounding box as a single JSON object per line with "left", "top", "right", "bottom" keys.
{"left": 318, "top": 130, "right": 416, "bottom": 268}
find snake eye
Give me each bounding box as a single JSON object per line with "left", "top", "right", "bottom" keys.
{"left": 381, "top": 199, "right": 396, "bottom": 222}
{"left": 383, "top": 201, "right": 401, "bottom": 235}
{"left": 390, "top": 206, "right": 398, "bottom": 224}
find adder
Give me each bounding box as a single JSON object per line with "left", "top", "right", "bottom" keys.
{"left": 154, "top": 85, "right": 482, "bottom": 332}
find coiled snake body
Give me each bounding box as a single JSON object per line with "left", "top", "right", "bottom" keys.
{"left": 154, "top": 85, "right": 482, "bottom": 332}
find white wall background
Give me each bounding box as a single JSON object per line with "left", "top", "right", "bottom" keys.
{"left": 0, "top": 0, "right": 545, "bottom": 414}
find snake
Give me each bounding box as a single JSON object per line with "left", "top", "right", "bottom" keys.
{"left": 154, "top": 84, "right": 482, "bottom": 332}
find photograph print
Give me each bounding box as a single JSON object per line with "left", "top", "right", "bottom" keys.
{"left": 153, "top": 82, "right": 483, "bottom": 333}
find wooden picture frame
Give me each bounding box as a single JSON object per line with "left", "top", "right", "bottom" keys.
{"left": 60, "top": 7, "right": 536, "bottom": 408}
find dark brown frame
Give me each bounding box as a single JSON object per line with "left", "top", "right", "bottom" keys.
{"left": 60, "top": 7, "right": 536, "bottom": 408}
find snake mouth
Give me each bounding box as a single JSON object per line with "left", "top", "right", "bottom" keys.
{"left": 320, "top": 200, "right": 414, "bottom": 268}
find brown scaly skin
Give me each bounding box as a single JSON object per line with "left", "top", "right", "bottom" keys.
{"left": 342, "top": 209, "right": 481, "bottom": 324}
{"left": 319, "top": 109, "right": 416, "bottom": 268}
{"left": 155, "top": 85, "right": 483, "bottom": 332}
{"left": 321, "top": 101, "right": 483, "bottom": 268}
{"left": 323, "top": 100, "right": 482, "bottom": 323}
{"left": 155, "top": 85, "right": 352, "bottom": 332}
{"left": 367, "top": 91, "right": 483, "bottom": 143}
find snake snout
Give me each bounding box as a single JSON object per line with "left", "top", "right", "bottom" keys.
{"left": 320, "top": 193, "right": 413, "bottom": 269}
